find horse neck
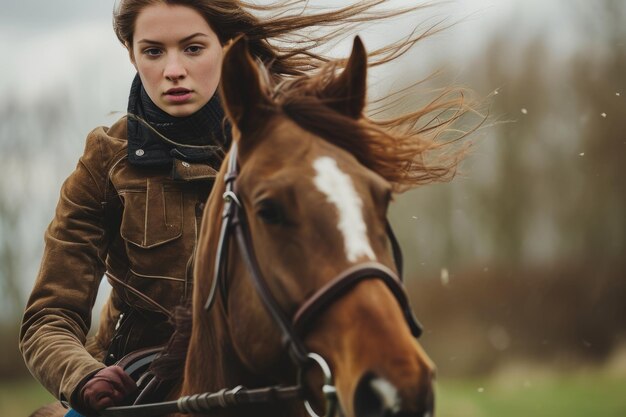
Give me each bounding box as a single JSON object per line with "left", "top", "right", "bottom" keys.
{"left": 180, "top": 304, "right": 305, "bottom": 417}
{"left": 180, "top": 162, "right": 246, "bottom": 391}
{"left": 177, "top": 153, "right": 308, "bottom": 417}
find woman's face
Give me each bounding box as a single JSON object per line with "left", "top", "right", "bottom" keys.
{"left": 130, "top": 3, "right": 223, "bottom": 117}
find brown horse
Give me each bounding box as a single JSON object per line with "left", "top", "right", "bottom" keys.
{"left": 167, "top": 36, "right": 438, "bottom": 417}
{"left": 34, "top": 35, "right": 461, "bottom": 417}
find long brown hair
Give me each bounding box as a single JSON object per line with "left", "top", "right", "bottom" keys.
{"left": 115, "top": 0, "right": 443, "bottom": 76}
{"left": 114, "top": 0, "right": 480, "bottom": 186}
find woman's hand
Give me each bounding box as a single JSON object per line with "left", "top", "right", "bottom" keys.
{"left": 79, "top": 366, "right": 137, "bottom": 412}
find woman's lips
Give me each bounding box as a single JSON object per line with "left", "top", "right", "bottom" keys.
{"left": 164, "top": 88, "right": 193, "bottom": 103}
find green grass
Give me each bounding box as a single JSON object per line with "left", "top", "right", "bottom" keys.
{"left": 2, "top": 371, "right": 626, "bottom": 417}
{"left": 0, "top": 379, "right": 55, "bottom": 416}
{"left": 437, "top": 372, "right": 626, "bottom": 417}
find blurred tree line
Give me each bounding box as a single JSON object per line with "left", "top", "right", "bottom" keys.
{"left": 1, "top": 0, "right": 625, "bottom": 378}
{"left": 1, "top": 91, "right": 74, "bottom": 316}
{"left": 394, "top": 1, "right": 625, "bottom": 272}
{"left": 392, "top": 0, "right": 626, "bottom": 373}
{"left": 0, "top": 91, "right": 78, "bottom": 377}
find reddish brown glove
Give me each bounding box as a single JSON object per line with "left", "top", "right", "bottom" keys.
{"left": 79, "top": 365, "right": 137, "bottom": 413}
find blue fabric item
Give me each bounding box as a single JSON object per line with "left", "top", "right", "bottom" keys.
{"left": 64, "top": 409, "right": 85, "bottom": 417}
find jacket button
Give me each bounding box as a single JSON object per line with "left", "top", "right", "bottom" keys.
{"left": 135, "top": 149, "right": 145, "bottom": 157}
{"left": 182, "top": 161, "right": 191, "bottom": 168}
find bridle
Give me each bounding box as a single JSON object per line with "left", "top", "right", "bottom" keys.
{"left": 205, "top": 143, "right": 423, "bottom": 411}
{"left": 101, "top": 142, "right": 423, "bottom": 417}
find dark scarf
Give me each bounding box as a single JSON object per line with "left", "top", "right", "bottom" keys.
{"left": 127, "top": 74, "right": 231, "bottom": 166}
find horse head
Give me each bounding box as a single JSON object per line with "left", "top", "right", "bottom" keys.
{"left": 185, "top": 36, "right": 435, "bottom": 417}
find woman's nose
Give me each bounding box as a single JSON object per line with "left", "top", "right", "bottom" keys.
{"left": 164, "top": 54, "right": 187, "bottom": 81}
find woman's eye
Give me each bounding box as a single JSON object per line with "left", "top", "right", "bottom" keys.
{"left": 143, "top": 48, "right": 162, "bottom": 57}
{"left": 257, "top": 200, "right": 285, "bottom": 225}
{"left": 185, "top": 45, "right": 204, "bottom": 54}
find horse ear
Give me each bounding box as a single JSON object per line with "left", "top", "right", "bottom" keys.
{"left": 220, "top": 36, "right": 272, "bottom": 136}
{"left": 321, "top": 36, "right": 368, "bottom": 119}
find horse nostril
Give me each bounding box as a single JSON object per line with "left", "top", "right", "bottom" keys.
{"left": 353, "top": 372, "right": 435, "bottom": 417}
{"left": 353, "top": 372, "right": 401, "bottom": 417}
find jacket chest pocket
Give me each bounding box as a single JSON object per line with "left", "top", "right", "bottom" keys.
{"left": 120, "top": 180, "right": 183, "bottom": 248}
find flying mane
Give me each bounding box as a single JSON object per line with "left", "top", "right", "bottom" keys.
{"left": 267, "top": 60, "right": 471, "bottom": 191}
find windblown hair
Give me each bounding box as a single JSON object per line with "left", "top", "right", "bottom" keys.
{"left": 114, "top": 0, "right": 444, "bottom": 77}
{"left": 115, "top": 0, "right": 478, "bottom": 187}
{"left": 268, "top": 63, "right": 476, "bottom": 191}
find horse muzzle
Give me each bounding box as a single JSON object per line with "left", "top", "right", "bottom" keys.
{"left": 353, "top": 372, "right": 435, "bottom": 417}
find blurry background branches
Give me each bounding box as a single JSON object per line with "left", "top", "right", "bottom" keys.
{"left": 1, "top": 0, "right": 625, "bottom": 385}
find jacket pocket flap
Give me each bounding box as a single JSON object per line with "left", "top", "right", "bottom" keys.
{"left": 120, "top": 181, "right": 182, "bottom": 248}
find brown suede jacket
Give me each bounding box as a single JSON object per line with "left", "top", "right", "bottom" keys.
{"left": 19, "top": 116, "right": 218, "bottom": 406}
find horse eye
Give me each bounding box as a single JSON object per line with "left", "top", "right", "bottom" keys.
{"left": 256, "top": 200, "right": 285, "bottom": 225}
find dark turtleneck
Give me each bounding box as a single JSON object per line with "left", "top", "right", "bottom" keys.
{"left": 126, "top": 73, "right": 231, "bottom": 167}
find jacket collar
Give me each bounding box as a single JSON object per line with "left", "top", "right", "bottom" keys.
{"left": 126, "top": 74, "right": 231, "bottom": 169}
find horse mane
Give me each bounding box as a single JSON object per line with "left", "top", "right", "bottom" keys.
{"left": 269, "top": 60, "right": 476, "bottom": 192}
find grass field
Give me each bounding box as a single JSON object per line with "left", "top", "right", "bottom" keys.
{"left": 0, "top": 379, "right": 55, "bottom": 416}
{"left": 2, "top": 371, "right": 625, "bottom": 417}
{"left": 436, "top": 371, "right": 626, "bottom": 417}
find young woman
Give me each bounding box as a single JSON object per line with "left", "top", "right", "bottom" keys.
{"left": 19, "top": 1, "right": 468, "bottom": 415}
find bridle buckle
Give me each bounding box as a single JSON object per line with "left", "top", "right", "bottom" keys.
{"left": 223, "top": 190, "right": 242, "bottom": 207}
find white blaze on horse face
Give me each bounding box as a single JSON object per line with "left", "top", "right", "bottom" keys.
{"left": 312, "top": 157, "right": 376, "bottom": 262}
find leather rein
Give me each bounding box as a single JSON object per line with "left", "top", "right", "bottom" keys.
{"left": 101, "top": 142, "right": 422, "bottom": 417}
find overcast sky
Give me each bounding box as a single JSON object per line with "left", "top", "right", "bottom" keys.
{"left": 0, "top": 1, "right": 114, "bottom": 32}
